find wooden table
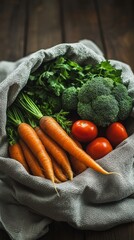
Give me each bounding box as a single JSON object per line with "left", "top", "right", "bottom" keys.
{"left": 0, "top": 0, "right": 134, "bottom": 239}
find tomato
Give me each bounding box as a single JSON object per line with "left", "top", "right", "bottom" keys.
{"left": 71, "top": 120, "right": 98, "bottom": 142}
{"left": 106, "top": 122, "right": 128, "bottom": 147}
{"left": 86, "top": 137, "right": 113, "bottom": 160}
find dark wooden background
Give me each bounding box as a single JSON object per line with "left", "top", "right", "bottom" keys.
{"left": 0, "top": 0, "right": 134, "bottom": 239}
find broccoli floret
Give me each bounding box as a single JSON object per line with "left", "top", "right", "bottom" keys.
{"left": 77, "top": 102, "right": 96, "bottom": 121}
{"left": 78, "top": 95, "right": 119, "bottom": 127}
{"left": 77, "top": 77, "right": 133, "bottom": 127}
{"left": 92, "top": 95, "right": 119, "bottom": 126}
{"left": 102, "top": 77, "right": 114, "bottom": 89}
{"left": 112, "top": 83, "right": 133, "bottom": 120}
{"left": 118, "top": 96, "right": 133, "bottom": 120}
{"left": 78, "top": 77, "right": 113, "bottom": 103}
{"left": 62, "top": 87, "right": 78, "bottom": 111}
{"left": 112, "top": 83, "right": 128, "bottom": 101}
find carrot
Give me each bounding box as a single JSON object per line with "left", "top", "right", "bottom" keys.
{"left": 69, "top": 138, "right": 87, "bottom": 175}
{"left": 7, "top": 126, "right": 29, "bottom": 172}
{"left": 40, "top": 116, "right": 113, "bottom": 175}
{"left": 70, "top": 155, "right": 87, "bottom": 175}
{"left": 19, "top": 139, "right": 45, "bottom": 178}
{"left": 9, "top": 143, "right": 29, "bottom": 172}
{"left": 18, "top": 123, "right": 55, "bottom": 182}
{"left": 7, "top": 107, "right": 61, "bottom": 196}
{"left": 7, "top": 108, "right": 56, "bottom": 183}
{"left": 51, "top": 157, "right": 68, "bottom": 182}
{"left": 17, "top": 94, "right": 115, "bottom": 176}
{"left": 35, "top": 126, "right": 73, "bottom": 180}
{"left": 20, "top": 139, "right": 61, "bottom": 183}
{"left": 54, "top": 176, "right": 61, "bottom": 184}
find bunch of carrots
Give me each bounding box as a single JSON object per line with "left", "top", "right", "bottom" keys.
{"left": 6, "top": 93, "right": 117, "bottom": 192}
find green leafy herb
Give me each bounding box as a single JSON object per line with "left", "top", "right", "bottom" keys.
{"left": 84, "top": 60, "right": 122, "bottom": 83}
{"left": 24, "top": 56, "right": 87, "bottom": 98}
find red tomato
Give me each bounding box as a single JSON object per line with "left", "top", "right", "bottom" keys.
{"left": 86, "top": 137, "right": 113, "bottom": 160}
{"left": 106, "top": 122, "right": 128, "bottom": 147}
{"left": 71, "top": 120, "right": 98, "bottom": 142}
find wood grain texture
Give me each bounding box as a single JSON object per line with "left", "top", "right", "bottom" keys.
{"left": 61, "top": 0, "right": 104, "bottom": 53}
{"left": 97, "top": 0, "right": 134, "bottom": 70}
{"left": 25, "top": 0, "right": 62, "bottom": 55}
{"left": 0, "top": 0, "right": 26, "bottom": 61}
{"left": 1, "top": 221, "right": 134, "bottom": 240}
{"left": 39, "top": 222, "right": 84, "bottom": 240}
{"left": 85, "top": 222, "right": 134, "bottom": 240}
{"left": 39, "top": 221, "right": 134, "bottom": 240}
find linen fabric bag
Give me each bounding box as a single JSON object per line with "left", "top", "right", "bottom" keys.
{"left": 0, "top": 40, "right": 134, "bottom": 240}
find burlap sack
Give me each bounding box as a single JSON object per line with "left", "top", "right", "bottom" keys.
{"left": 0, "top": 40, "right": 134, "bottom": 240}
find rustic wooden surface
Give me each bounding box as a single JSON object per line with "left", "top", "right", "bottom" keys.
{"left": 0, "top": 0, "right": 134, "bottom": 239}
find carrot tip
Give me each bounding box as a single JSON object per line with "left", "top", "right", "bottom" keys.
{"left": 53, "top": 182, "right": 60, "bottom": 197}
{"left": 107, "top": 171, "right": 122, "bottom": 177}
{"left": 70, "top": 176, "right": 73, "bottom": 181}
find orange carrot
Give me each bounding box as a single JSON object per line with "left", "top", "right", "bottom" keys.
{"left": 20, "top": 139, "right": 61, "bottom": 183}
{"left": 35, "top": 126, "right": 73, "bottom": 180}
{"left": 18, "top": 122, "right": 55, "bottom": 183}
{"left": 54, "top": 176, "right": 61, "bottom": 184}
{"left": 69, "top": 138, "right": 87, "bottom": 175}
{"left": 9, "top": 142, "right": 29, "bottom": 172}
{"left": 40, "top": 116, "right": 112, "bottom": 175}
{"left": 70, "top": 155, "right": 87, "bottom": 175}
{"left": 19, "top": 139, "right": 45, "bottom": 178}
{"left": 52, "top": 157, "right": 68, "bottom": 182}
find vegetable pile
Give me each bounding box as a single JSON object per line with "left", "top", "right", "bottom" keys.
{"left": 6, "top": 56, "right": 133, "bottom": 187}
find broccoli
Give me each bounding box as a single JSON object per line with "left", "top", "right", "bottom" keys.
{"left": 112, "top": 83, "right": 133, "bottom": 120}
{"left": 92, "top": 95, "right": 119, "bottom": 126}
{"left": 118, "top": 96, "right": 133, "bottom": 120}
{"left": 112, "top": 83, "right": 128, "bottom": 101}
{"left": 62, "top": 86, "right": 78, "bottom": 111}
{"left": 77, "top": 102, "right": 95, "bottom": 121}
{"left": 77, "top": 77, "right": 133, "bottom": 127}
{"left": 78, "top": 77, "right": 113, "bottom": 103}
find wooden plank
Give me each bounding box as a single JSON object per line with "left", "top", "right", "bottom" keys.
{"left": 73, "top": 227, "right": 85, "bottom": 240}
{"left": 25, "top": 0, "right": 62, "bottom": 55}
{"left": 50, "top": 222, "right": 74, "bottom": 240}
{"left": 39, "top": 222, "right": 84, "bottom": 240}
{"left": 61, "top": 0, "right": 104, "bottom": 53}
{"left": 97, "top": 0, "right": 134, "bottom": 71}
{"left": 0, "top": 0, "right": 26, "bottom": 61}
{"left": 85, "top": 222, "right": 134, "bottom": 240}
{"left": 51, "top": 222, "right": 84, "bottom": 240}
